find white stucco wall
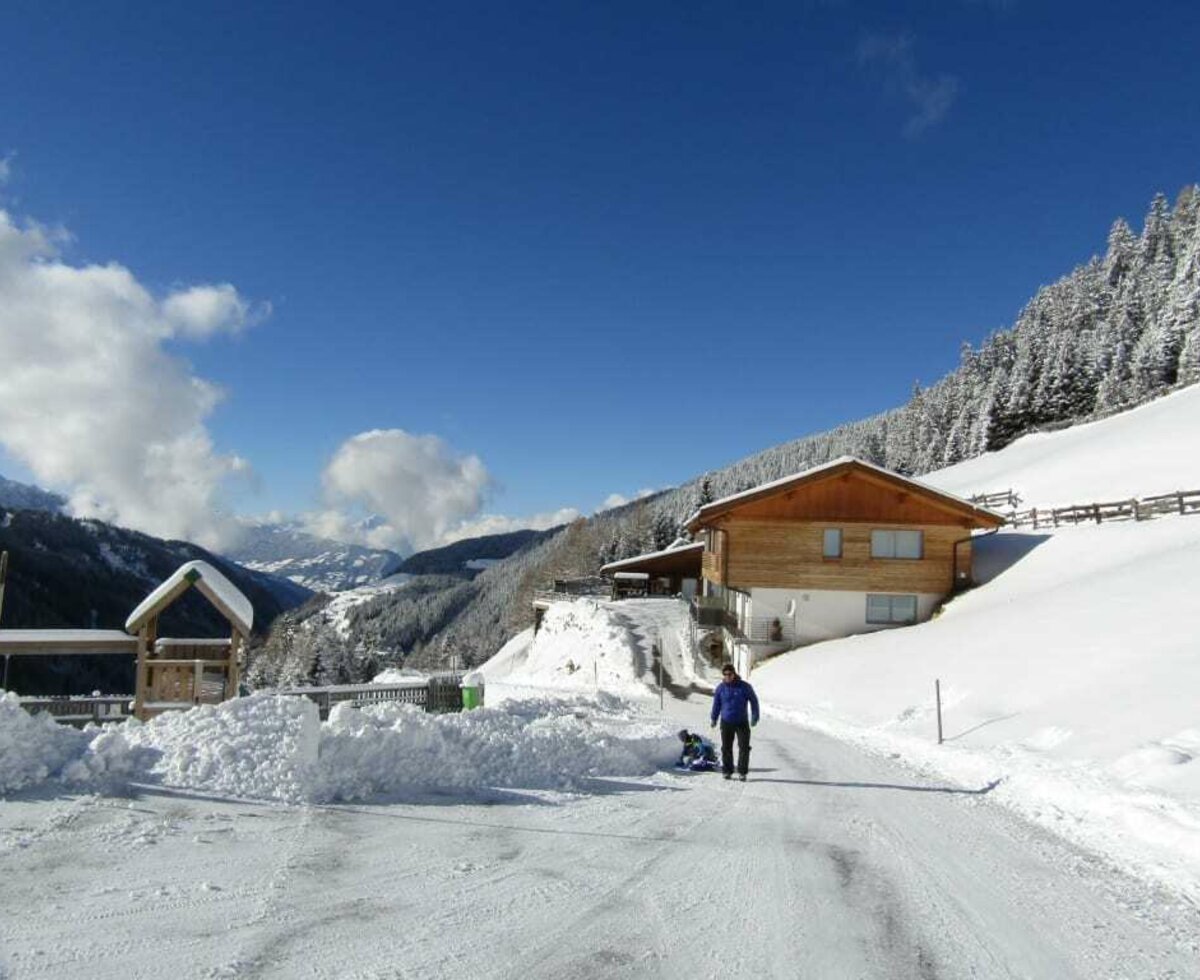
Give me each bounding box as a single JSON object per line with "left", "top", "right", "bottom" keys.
{"left": 748, "top": 587, "right": 942, "bottom": 646}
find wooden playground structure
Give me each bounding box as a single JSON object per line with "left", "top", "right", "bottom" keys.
{"left": 0, "top": 557, "right": 250, "bottom": 721}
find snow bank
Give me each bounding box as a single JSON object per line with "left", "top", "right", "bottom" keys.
{"left": 0, "top": 692, "right": 89, "bottom": 792}
{"left": 118, "top": 695, "right": 322, "bottom": 803}
{"left": 317, "top": 693, "right": 674, "bottom": 800}
{"left": 507, "top": 600, "right": 648, "bottom": 695}
{"left": 0, "top": 690, "right": 674, "bottom": 803}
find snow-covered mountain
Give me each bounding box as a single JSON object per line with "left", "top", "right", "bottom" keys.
{"left": 0, "top": 474, "right": 65, "bottom": 514}
{"left": 222, "top": 521, "right": 404, "bottom": 593}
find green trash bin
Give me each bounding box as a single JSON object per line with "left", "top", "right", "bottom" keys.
{"left": 461, "top": 671, "right": 485, "bottom": 710}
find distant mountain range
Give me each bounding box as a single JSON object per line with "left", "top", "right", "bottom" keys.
{"left": 223, "top": 521, "right": 405, "bottom": 593}
{"left": 0, "top": 475, "right": 66, "bottom": 514}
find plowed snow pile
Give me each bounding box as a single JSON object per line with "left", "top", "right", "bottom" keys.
{"left": 0, "top": 691, "right": 675, "bottom": 802}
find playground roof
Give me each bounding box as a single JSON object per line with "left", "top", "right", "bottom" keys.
{"left": 0, "top": 629, "right": 140, "bottom": 655}
{"left": 125, "top": 560, "right": 254, "bottom": 636}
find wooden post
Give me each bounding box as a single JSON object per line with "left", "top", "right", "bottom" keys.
{"left": 1132, "top": 498, "right": 1141, "bottom": 521}
{"left": 193, "top": 659, "right": 203, "bottom": 704}
{"left": 134, "top": 627, "right": 149, "bottom": 720}
{"left": 227, "top": 631, "right": 242, "bottom": 700}
{"left": 1178, "top": 492, "right": 1185, "bottom": 515}
{"left": 935, "top": 679, "right": 943, "bottom": 745}
{"left": 1093, "top": 503, "right": 1101, "bottom": 524}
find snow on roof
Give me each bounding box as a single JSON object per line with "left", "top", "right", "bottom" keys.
{"left": 125, "top": 560, "right": 254, "bottom": 636}
{"left": 599, "top": 541, "right": 703, "bottom": 573}
{"left": 612, "top": 571, "right": 650, "bottom": 580}
{"left": 684, "top": 455, "right": 1007, "bottom": 528}
{"left": 0, "top": 629, "right": 140, "bottom": 654}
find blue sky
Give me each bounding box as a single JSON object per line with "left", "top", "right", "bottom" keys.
{"left": 2, "top": 1, "right": 1199, "bottom": 552}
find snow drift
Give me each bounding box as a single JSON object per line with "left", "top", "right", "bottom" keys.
{"left": 0, "top": 690, "right": 676, "bottom": 803}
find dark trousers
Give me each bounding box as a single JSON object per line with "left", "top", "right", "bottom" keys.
{"left": 720, "top": 721, "right": 751, "bottom": 776}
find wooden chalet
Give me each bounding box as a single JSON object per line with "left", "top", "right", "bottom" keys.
{"left": 685, "top": 456, "right": 1005, "bottom": 672}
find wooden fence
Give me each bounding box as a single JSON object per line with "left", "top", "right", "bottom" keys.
{"left": 274, "top": 674, "right": 467, "bottom": 720}
{"left": 969, "top": 489, "right": 1022, "bottom": 510}
{"left": 21, "top": 675, "right": 471, "bottom": 725}
{"left": 1007, "top": 489, "right": 1200, "bottom": 529}
{"left": 17, "top": 694, "right": 134, "bottom": 726}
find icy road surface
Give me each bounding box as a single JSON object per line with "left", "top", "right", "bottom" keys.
{"left": 2, "top": 708, "right": 1197, "bottom": 979}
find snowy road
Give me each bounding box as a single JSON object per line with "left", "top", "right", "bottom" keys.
{"left": 2, "top": 706, "right": 1197, "bottom": 979}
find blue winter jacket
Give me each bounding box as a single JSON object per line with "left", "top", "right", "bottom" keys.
{"left": 711, "top": 679, "right": 760, "bottom": 726}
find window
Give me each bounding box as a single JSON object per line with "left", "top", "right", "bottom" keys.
{"left": 866, "top": 594, "right": 919, "bottom": 625}
{"left": 870, "top": 529, "right": 923, "bottom": 559}
{"left": 822, "top": 528, "right": 842, "bottom": 558}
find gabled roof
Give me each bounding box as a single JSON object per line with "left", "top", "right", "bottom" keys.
{"left": 125, "top": 560, "right": 254, "bottom": 636}
{"left": 684, "top": 456, "right": 1006, "bottom": 532}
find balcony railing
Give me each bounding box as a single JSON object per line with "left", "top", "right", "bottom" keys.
{"left": 731, "top": 616, "right": 797, "bottom": 645}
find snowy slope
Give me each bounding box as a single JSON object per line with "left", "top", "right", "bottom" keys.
{"left": 922, "top": 382, "right": 1200, "bottom": 506}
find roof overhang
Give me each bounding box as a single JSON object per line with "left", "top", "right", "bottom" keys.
{"left": 600, "top": 541, "right": 704, "bottom": 577}
{"left": 685, "top": 456, "right": 1007, "bottom": 533}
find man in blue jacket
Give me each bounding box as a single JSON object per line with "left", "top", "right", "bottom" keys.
{"left": 710, "top": 662, "right": 760, "bottom": 781}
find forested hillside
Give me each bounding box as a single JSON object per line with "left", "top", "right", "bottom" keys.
{"left": 254, "top": 186, "right": 1200, "bottom": 679}
{"left": 0, "top": 508, "right": 311, "bottom": 694}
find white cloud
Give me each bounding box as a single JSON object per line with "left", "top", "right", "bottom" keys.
{"left": 440, "top": 507, "right": 580, "bottom": 544}
{"left": 306, "top": 429, "right": 585, "bottom": 552}
{"left": 162, "top": 283, "right": 264, "bottom": 339}
{"left": 858, "top": 33, "right": 960, "bottom": 138}
{"left": 0, "top": 209, "right": 260, "bottom": 549}
{"left": 596, "top": 488, "right": 657, "bottom": 513}
{"left": 313, "top": 429, "right": 494, "bottom": 553}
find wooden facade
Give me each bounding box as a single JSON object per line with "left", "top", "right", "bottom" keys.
{"left": 690, "top": 459, "right": 1004, "bottom": 596}
{"left": 712, "top": 520, "right": 971, "bottom": 593}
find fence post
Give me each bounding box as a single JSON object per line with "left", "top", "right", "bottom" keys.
{"left": 1179, "top": 492, "right": 1185, "bottom": 515}
{"left": 935, "top": 679, "right": 943, "bottom": 745}
{"left": 1032, "top": 507, "right": 1038, "bottom": 529}
{"left": 1132, "top": 498, "right": 1140, "bottom": 521}
{"left": 1093, "top": 504, "right": 1101, "bottom": 524}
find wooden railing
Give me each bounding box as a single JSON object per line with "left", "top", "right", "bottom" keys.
{"left": 1008, "top": 489, "right": 1200, "bottom": 529}
{"left": 18, "top": 695, "right": 134, "bottom": 725}
{"left": 969, "top": 489, "right": 1022, "bottom": 510}
{"left": 274, "top": 673, "right": 467, "bottom": 720}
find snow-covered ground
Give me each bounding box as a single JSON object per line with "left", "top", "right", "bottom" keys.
{"left": 4, "top": 388, "right": 1200, "bottom": 977}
